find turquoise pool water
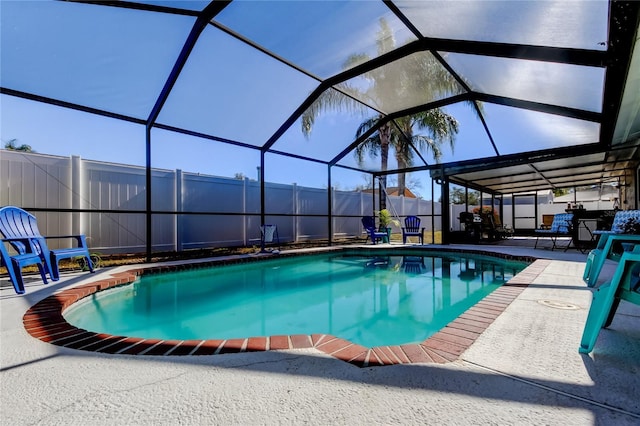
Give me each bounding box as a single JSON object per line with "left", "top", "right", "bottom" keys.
{"left": 64, "top": 251, "right": 529, "bottom": 348}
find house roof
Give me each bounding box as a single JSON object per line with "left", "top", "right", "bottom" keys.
{"left": 362, "top": 187, "right": 418, "bottom": 198}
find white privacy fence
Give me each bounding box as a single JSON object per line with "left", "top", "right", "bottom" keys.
{"left": 1, "top": 151, "right": 442, "bottom": 254}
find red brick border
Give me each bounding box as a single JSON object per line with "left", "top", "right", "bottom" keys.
{"left": 22, "top": 254, "right": 549, "bottom": 367}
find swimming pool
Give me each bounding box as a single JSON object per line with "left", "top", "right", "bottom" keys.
{"left": 63, "top": 250, "right": 529, "bottom": 348}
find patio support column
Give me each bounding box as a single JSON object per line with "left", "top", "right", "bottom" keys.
{"left": 441, "top": 177, "right": 451, "bottom": 245}
{"left": 374, "top": 173, "right": 379, "bottom": 216}
{"left": 243, "top": 177, "right": 249, "bottom": 246}
{"left": 259, "top": 152, "right": 266, "bottom": 252}
{"left": 534, "top": 192, "right": 539, "bottom": 230}
{"left": 145, "top": 126, "right": 152, "bottom": 263}
{"left": 511, "top": 196, "right": 516, "bottom": 234}
{"left": 431, "top": 178, "right": 435, "bottom": 244}
{"left": 327, "top": 165, "right": 333, "bottom": 246}
{"left": 293, "top": 183, "right": 298, "bottom": 243}
{"left": 175, "top": 169, "right": 182, "bottom": 252}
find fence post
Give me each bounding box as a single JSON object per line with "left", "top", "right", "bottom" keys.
{"left": 71, "top": 155, "right": 82, "bottom": 235}
{"left": 293, "top": 183, "right": 298, "bottom": 243}
{"left": 243, "top": 177, "right": 249, "bottom": 246}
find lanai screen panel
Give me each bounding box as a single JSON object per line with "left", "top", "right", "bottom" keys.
{"left": 149, "top": 128, "right": 261, "bottom": 182}
{"left": 1, "top": 96, "right": 148, "bottom": 167}
{"left": 214, "top": 0, "right": 417, "bottom": 79}
{"left": 482, "top": 104, "right": 601, "bottom": 155}
{"left": 2, "top": 0, "right": 637, "bottom": 202}
{"left": 271, "top": 90, "right": 381, "bottom": 163}
{"left": 442, "top": 53, "right": 605, "bottom": 113}
{"left": 436, "top": 103, "right": 497, "bottom": 163}
{"left": 396, "top": 0, "right": 609, "bottom": 50}
{"left": 134, "top": 1, "right": 210, "bottom": 11}
{"left": 1, "top": 1, "right": 194, "bottom": 120}
{"left": 157, "top": 24, "right": 319, "bottom": 147}
{"left": 335, "top": 137, "right": 405, "bottom": 173}
{"left": 338, "top": 51, "right": 467, "bottom": 115}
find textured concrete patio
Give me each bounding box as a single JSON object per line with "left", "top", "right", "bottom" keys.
{"left": 1, "top": 241, "right": 639, "bottom": 425}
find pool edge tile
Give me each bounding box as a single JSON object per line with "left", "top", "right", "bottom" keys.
{"left": 21, "top": 249, "right": 547, "bottom": 367}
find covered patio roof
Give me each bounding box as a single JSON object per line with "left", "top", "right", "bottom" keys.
{"left": 1, "top": 1, "right": 639, "bottom": 195}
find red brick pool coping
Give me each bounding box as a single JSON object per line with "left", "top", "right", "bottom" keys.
{"left": 22, "top": 252, "right": 549, "bottom": 367}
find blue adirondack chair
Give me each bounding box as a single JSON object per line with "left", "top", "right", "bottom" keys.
{"left": 402, "top": 215, "right": 424, "bottom": 244}
{"left": 0, "top": 206, "right": 95, "bottom": 283}
{"left": 534, "top": 213, "right": 574, "bottom": 251}
{"left": 579, "top": 244, "right": 640, "bottom": 354}
{"left": 0, "top": 237, "right": 49, "bottom": 294}
{"left": 361, "top": 216, "right": 388, "bottom": 244}
{"left": 401, "top": 255, "right": 425, "bottom": 274}
{"left": 583, "top": 210, "right": 640, "bottom": 287}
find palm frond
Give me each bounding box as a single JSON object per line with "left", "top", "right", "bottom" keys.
{"left": 412, "top": 135, "right": 442, "bottom": 162}
{"left": 301, "top": 86, "right": 368, "bottom": 138}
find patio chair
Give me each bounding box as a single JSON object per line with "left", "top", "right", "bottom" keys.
{"left": 579, "top": 244, "right": 640, "bottom": 354}
{"left": 582, "top": 233, "right": 640, "bottom": 287}
{"left": 582, "top": 210, "right": 640, "bottom": 286}
{"left": 402, "top": 215, "right": 424, "bottom": 244}
{"left": 0, "top": 206, "right": 94, "bottom": 281}
{"left": 540, "top": 214, "right": 555, "bottom": 230}
{"left": 0, "top": 237, "right": 49, "bottom": 294}
{"left": 592, "top": 209, "right": 640, "bottom": 237}
{"left": 401, "top": 255, "right": 425, "bottom": 274}
{"left": 361, "top": 216, "right": 388, "bottom": 244}
{"left": 493, "top": 214, "right": 513, "bottom": 239}
{"left": 260, "top": 224, "right": 280, "bottom": 252}
{"left": 534, "top": 213, "right": 574, "bottom": 251}
{"left": 479, "top": 212, "right": 512, "bottom": 241}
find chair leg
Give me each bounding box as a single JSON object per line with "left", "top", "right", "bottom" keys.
{"left": 579, "top": 282, "right": 618, "bottom": 353}
{"left": 583, "top": 249, "right": 596, "bottom": 285}
{"left": 563, "top": 237, "right": 574, "bottom": 252}
{"left": 6, "top": 260, "right": 25, "bottom": 295}
{"left": 603, "top": 298, "right": 621, "bottom": 328}
{"left": 578, "top": 247, "right": 634, "bottom": 356}
{"left": 50, "top": 254, "right": 62, "bottom": 281}
{"left": 8, "top": 256, "right": 48, "bottom": 295}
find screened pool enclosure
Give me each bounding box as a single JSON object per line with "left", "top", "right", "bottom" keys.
{"left": 1, "top": 1, "right": 639, "bottom": 258}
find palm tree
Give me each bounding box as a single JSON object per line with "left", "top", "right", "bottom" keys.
{"left": 301, "top": 18, "right": 464, "bottom": 208}
{"left": 4, "top": 139, "right": 33, "bottom": 152}
{"left": 355, "top": 109, "right": 459, "bottom": 204}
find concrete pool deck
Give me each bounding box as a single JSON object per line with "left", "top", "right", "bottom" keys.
{"left": 1, "top": 242, "right": 639, "bottom": 425}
